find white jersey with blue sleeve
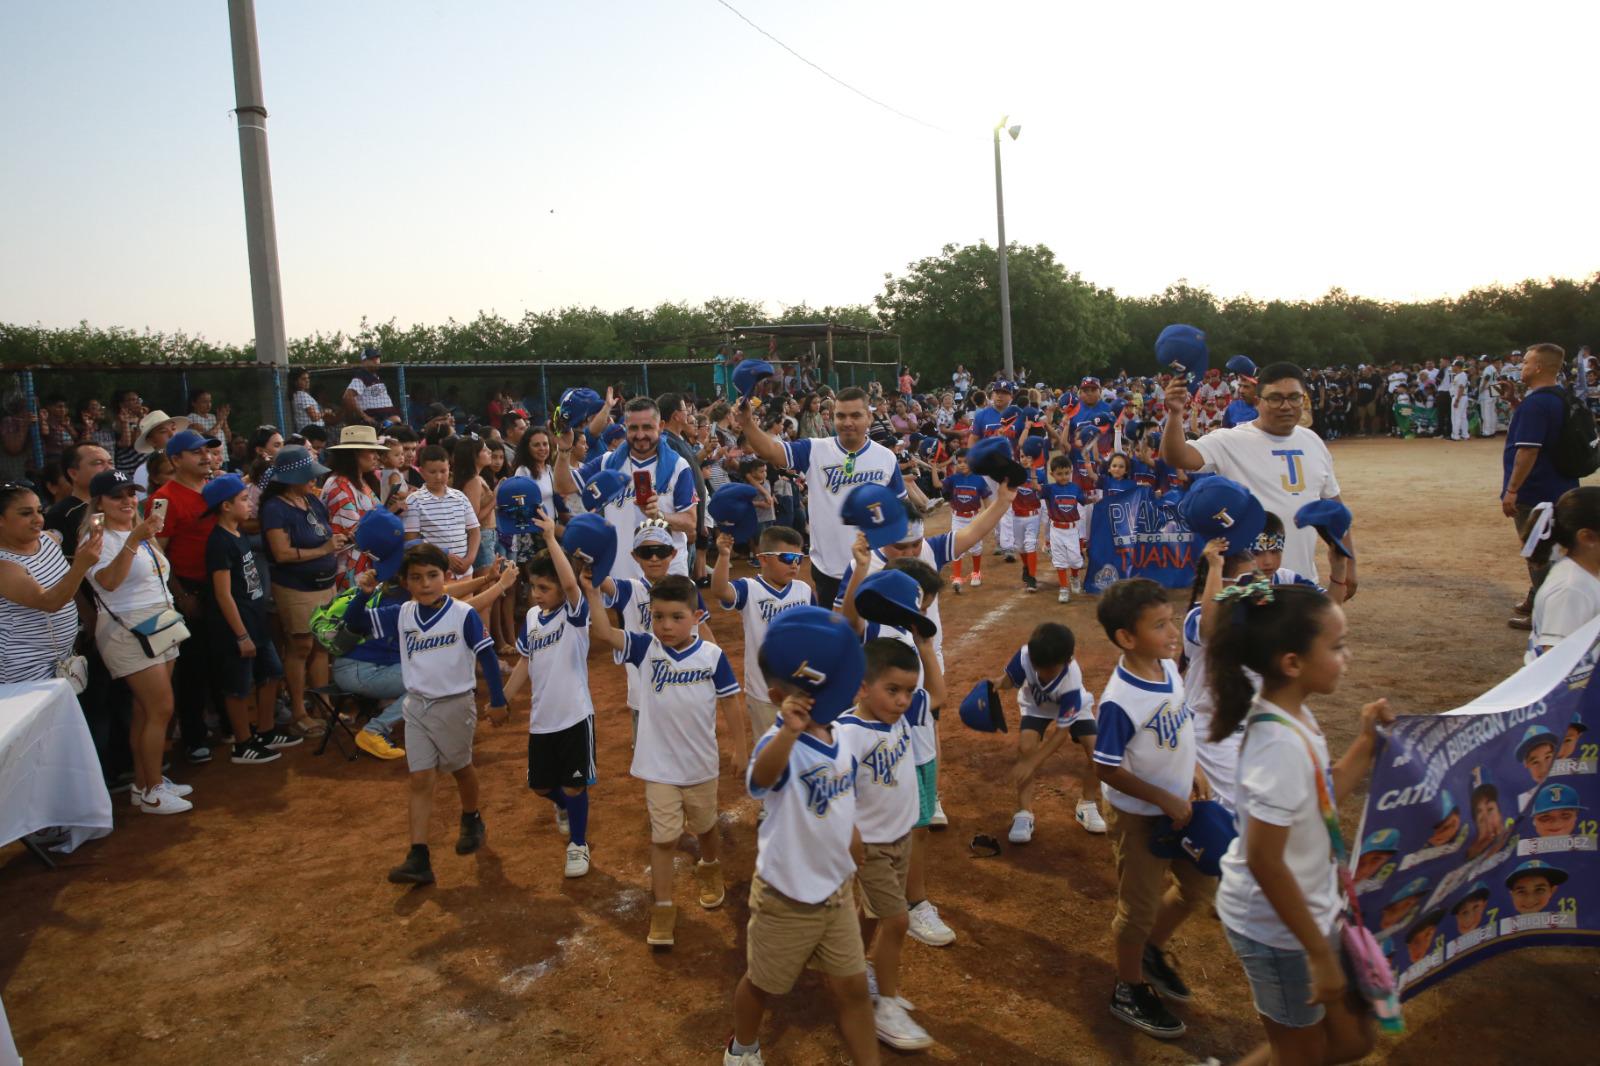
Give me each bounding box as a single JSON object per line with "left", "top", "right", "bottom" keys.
{"left": 782, "top": 436, "right": 906, "bottom": 579}
{"left": 837, "top": 699, "right": 920, "bottom": 843}
{"left": 1091, "top": 659, "right": 1194, "bottom": 816}
{"left": 834, "top": 534, "right": 956, "bottom": 669}
{"left": 619, "top": 632, "right": 740, "bottom": 786}
{"left": 1272, "top": 567, "right": 1323, "bottom": 591}
{"left": 369, "top": 597, "right": 492, "bottom": 700}
{"left": 517, "top": 596, "right": 593, "bottom": 735}
{"left": 747, "top": 723, "right": 859, "bottom": 903}
{"left": 1004, "top": 646, "right": 1094, "bottom": 727}
{"left": 861, "top": 622, "right": 939, "bottom": 767}
{"left": 720, "top": 575, "right": 816, "bottom": 704}
{"left": 605, "top": 577, "right": 708, "bottom": 709}
{"left": 1182, "top": 603, "right": 1245, "bottom": 814}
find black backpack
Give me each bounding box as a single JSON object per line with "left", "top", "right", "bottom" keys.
{"left": 1551, "top": 386, "right": 1600, "bottom": 479}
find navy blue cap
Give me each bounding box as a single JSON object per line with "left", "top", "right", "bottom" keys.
{"left": 580, "top": 469, "right": 628, "bottom": 512}
{"left": 1178, "top": 475, "right": 1267, "bottom": 555}
{"left": 967, "top": 436, "right": 1028, "bottom": 489}
{"left": 600, "top": 423, "right": 627, "bottom": 448}
{"left": 958, "top": 678, "right": 1006, "bottom": 733}
{"left": 558, "top": 387, "right": 605, "bottom": 428}
{"left": 355, "top": 509, "right": 407, "bottom": 582}
{"left": 1295, "top": 499, "right": 1355, "bottom": 558}
{"left": 560, "top": 512, "right": 617, "bottom": 584}
{"left": 1021, "top": 434, "right": 1049, "bottom": 460}
{"left": 990, "top": 380, "right": 1015, "bottom": 394}
{"left": 1225, "top": 354, "right": 1258, "bottom": 379}
{"left": 732, "top": 358, "right": 776, "bottom": 399}
{"left": 1505, "top": 858, "right": 1567, "bottom": 889}
{"left": 841, "top": 483, "right": 908, "bottom": 549}
{"left": 495, "top": 476, "right": 544, "bottom": 538}
{"left": 759, "top": 607, "right": 867, "bottom": 726}
{"left": 200, "top": 472, "right": 247, "bottom": 513}
{"left": 855, "top": 569, "right": 936, "bottom": 639}
{"left": 166, "top": 428, "right": 221, "bottom": 456}
{"left": 1149, "top": 800, "right": 1238, "bottom": 877}
{"left": 1155, "top": 323, "right": 1209, "bottom": 384}
{"left": 708, "top": 483, "right": 761, "bottom": 543}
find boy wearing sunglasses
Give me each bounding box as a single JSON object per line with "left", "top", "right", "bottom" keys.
{"left": 710, "top": 524, "right": 816, "bottom": 739}
{"left": 600, "top": 520, "right": 710, "bottom": 742}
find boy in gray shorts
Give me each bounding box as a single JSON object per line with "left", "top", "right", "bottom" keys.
{"left": 348, "top": 543, "right": 509, "bottom": 886}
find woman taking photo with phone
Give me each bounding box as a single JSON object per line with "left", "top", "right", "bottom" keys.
{"left": 0, "top": 481, "right": 103, "bottom": 684}
{"left": 84, "top": 470, "right": 193, "bottom": 814}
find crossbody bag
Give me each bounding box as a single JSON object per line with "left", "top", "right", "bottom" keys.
{"left": 89, "top": 540, "right": 190, "bottom": 659}
{"left": 1245, "top": 711, "right": 1405, "bottom": 1034}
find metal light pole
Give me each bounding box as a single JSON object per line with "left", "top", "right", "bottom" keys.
{"left": 993, "top": 117, "right": 1021, "bottom": 380}
{"left": 228, "top": 0, "right": 288, "bottom": 368}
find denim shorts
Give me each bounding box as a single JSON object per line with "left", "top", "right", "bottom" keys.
{"left": 473, "top": 533, "right": 497, "bottom": 570}
{"left": 1223, "top": 925, "right": 1326, "bottom": 1029}
{"left": 215, "top": 633, "right": 285, "bottom": 700}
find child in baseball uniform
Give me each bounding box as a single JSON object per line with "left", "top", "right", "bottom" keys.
{"left": 999, "top": 621, "right": 1103, "bottom": 843}
{"left": 346, "top": 544, "right": 508, "bottom": 887}
{"left": 1040, "top": 455, "right": 1087, "bottom": 603}
{"left": 1009, "top": 467, "right": 1044, "bottom": 593}
{"left": 837, "top": 637, "right": 942, "bottom": 1052}
{"left": 936, "top": 448, "right": 990, "bottom": 590}
{"left": 711, "top": 523, "right": 816, "bottom": 738}
{"left": 585, "top": 572, "right": 746, "bottom": 948}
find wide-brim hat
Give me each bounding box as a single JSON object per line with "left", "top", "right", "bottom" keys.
{"left": 355, "top": 509, "right": 407, "bottom": 582}
{"left": 268, "top": 445, "right": 329, "bottom": 486}
{"left": 759, "top": 607, "right": 867, "bottom": 726}
{"left": 329, "top": 424, "right": 389, "bottom": 451}
{"left": 958, "top": 679, "right": 1006, "bottom": 733}
{"left": 134, "top": 410, "right": 190, "bottom": 454}
{"left": 856, "top": 569, "right": 936, "bottom": 639}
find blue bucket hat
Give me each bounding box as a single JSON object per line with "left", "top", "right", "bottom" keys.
{"left": 580, "top": 469, "right": 628, "bottom": 512}
{"left": 708, "top": 483, "right": 762, "bottom": 543}
{"left": 759, "top": 607, "right": 867, "bottom": 726}
{"left": 958, "top": 678, "right": 1005, "bottom": 733}
{"left": 1155, "top": 323, "right": 1209, "bottom": 384}
{"left": 967, "top": 436, "right": 1028, "bottom": 488}
{"left": 268, "top": 445, "right": 329, "bottom": 487}
{"left": 1515, "top": 724, "right": 1559, "bottom": 762}
{"left": 1532, "top": 781, "right": 1585, "bottom": 815}
{"left": 495, "top": 476, "right": 544, "bottom": 538}
{"left": 1149, "top": 800, "right": 1238, "bottom": 877}
{"left": 732, "top": 358, "right": 777, "bottom": 399}
{"left": 1178, "top": 475, "right": 1267, "bottom": 555}
{"left": 560, "top": 512, "right": 617, "bottom": 584}
{"left": 841, "top": 483, "right": 909, "bottom": 549}
{"left": 1295, "top": 499, "right": 1355, "bottom": 558}
{"left": 855, "top": 569, "right": 936, "bottom": 639}
{"left": 200, "top": 472, "right": 248, "bottom": 514}
{"left": 355, "top": 509, "right": 407, "bottom": 582}
{"left": 558, "top": 387, "right": 605, "bottom": 428}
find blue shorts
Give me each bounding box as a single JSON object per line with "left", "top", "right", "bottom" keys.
{"left": 913, "top": 759, "right": 938, "bottom": 829}
{"left": 214, "top": 632, "right": 285, "bottom": 700}
{"left": 473, "top": 533, "right": 496, "bottom": 570}
{"left": 1223, "top": 925, "right": 1327, "bottom": 1029}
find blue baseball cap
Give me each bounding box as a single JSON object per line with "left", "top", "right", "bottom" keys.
{"left": 1532, "top": 781, "right": 1585, "bottom": 815}
{"left": 732, "top": 358, "right": 777, "bottom": 399}
{"left": 967, "top": 436, "right": 1028, "bottom": 489}
{"left": 580, "top": 469, "right": 628, "bottom": 512}
{"left": 1515, "top": 724, "right": 1559, "bottom": 762}
{"left": 1295, "top": 499, "right": 1355, "bottom": 559}
{"left": 1388, "top": 876, "right": 1431, "bottom": 905}
{"left": 600, "top": 423, "right": 627, "bottom": 449}
{"left": 1451, "top": 881, "right": 1490, "bottom": 913}
{"left": 495, "top": 476, "right": 544, "bottom": 538}
{"left": 1225, "top": 354, "right": 1258, "bottom": 380}
{"left": 841, "top": 483, "right": 908, "bottom": 549}
{"left": 1155, "top": 323, "right": 1209, "bottom": 383}
{"left": 560, "top": 512, "right": 617, "bottom": 584}
{"left": 166, "top": 428, "right": 221, "bottom": 456}
{"left": 1021, "top": 434, "right": 1049, "bottom": 460}
{"left": 355, "top": 508, "right": 407, "bottom": 582}
{"left": 759, "top": 607, "right": 867, "bottom": 726}
{"left": 1149, "top": 800, "right": 1238, "bottom": 877}
{"left": 990, "top": 380, "right": 1015, "bottom": 394}
{"left": 1362, "top": 827, "right": 1401, "bottom": 855}
{"left": 1505, "top": 858, "right": 1567, "bottom": 889}
{"left": 1076, "top": 422, "right": 1101, "bottom": 445}
{"left": 958, "top": 678, "right": 1005, "bottom": 733}
{"left": 558, "top": 387, "right": 605, "bottom": 427}
{"left": 1468, "top": 764, "right": 1498, "bottom": 802}
{"left": 1434, "top": 788, "right": 1458, "bottom": 826}
{"left": 916, "top": 435, "right": 941, "bottom": 461}
{"left": 1178, "top": 475, "right": 1267, "bottom": 555}
{"left": 1080, "top": 376, "right": 1102, "bottom": 388}
{"left": 1570, "top": 709, "right": 1588, "bottom": 735}
{"left": 200, "top": 472, "right": 248, "bottom": 514}
{"left": 856, "top": 569, "right": 936, "bottom": 639}
{"left": 708, "top": 483, "right": 761, "bottom": 543}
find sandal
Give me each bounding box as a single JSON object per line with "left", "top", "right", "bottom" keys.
{"left": 291, "top": 716, "right": 328, "bottom": 738}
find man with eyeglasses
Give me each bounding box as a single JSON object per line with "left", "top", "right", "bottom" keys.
{"left": 1160, "top": 363, "right": 1355, "bottom": 592}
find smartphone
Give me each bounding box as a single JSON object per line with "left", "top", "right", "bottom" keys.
{"left": 150, "top": 497, "right": 169, "bottom": 529}
{"left": 88, "top": 512, "right": 106, "bottom": 535}
{"left": 633, "top": 470, "right": 655, "bottom": 509}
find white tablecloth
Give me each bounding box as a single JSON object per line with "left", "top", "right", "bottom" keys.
{"left": 0, "top": 991, "right": 18, "bottom": 1066}
{"left": 0, "top": 678, "right": 112, "bottom": 854}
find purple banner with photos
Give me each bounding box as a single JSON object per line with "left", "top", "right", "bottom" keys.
{"left": 1353, "top": 618, "right": 1600, "bottom": 999}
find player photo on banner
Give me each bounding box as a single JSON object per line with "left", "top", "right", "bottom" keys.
{"left": 1354, "top": 616, "right": 1600, "bottom": 999}
{"left": 1084, "top": 484, "right": 1195, "bottom": 594}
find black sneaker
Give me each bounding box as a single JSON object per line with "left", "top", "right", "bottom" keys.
{"left": 1142, "top": 945, "right": 1192, "bottom": 1002}
{"left": 455, "top": 811, "right": 487, "bottom": 855}
{"left": 186, "top": 745, "right": 213, "bottom": 764}
{"left": 1021, "top": 572, "right": 1038, "bottom": 592}
{"left": 388, "top": 846, "right": 435, "bottom": 885}
{"left": 1109, "top": 981, "right": 1185, "bottom": 1039}
{"left": 231, "top": 738, "right": 282, "bottom": 765}
{"left": 257, "top": 728, "right": 304, "bottom": 751}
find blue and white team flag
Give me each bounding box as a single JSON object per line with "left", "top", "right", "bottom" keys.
{"left": 1084, "top": 484, "right": 1196, "bottom": 594}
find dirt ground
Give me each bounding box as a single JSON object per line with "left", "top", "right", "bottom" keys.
{"left": 4, "top": 435, "right": 1599, "bottom": 1066}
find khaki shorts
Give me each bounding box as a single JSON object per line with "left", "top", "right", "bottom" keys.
{"left": 856, "top": 836, "right": 911, "bottom": 919}
{"left": 747, "top": 696, "right": 779, "bottom": 739}
{"left": 1106, "top": 804, "right": 1216, "bottom": 949}
{"left": 403, "top": 691, "right": 478, "bottom": 774}
{"left": 746, "top": 875, "right": 866, "bottom": 995}
{"left": 272, "top": 583, "right": 334, "bottom": 636}
{"left": 95, "top": 607, "right": 184, "bottom": 680}
{"left": 644, "top": 779, "right": 719, "bottom": 844}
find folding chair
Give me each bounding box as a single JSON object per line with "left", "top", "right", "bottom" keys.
{"left": 304, "top": 683, "right": 377, "bottom": 760}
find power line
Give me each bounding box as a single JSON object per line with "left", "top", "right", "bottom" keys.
{"left": 710, "top": 0, "right": 945, "bottom": 133}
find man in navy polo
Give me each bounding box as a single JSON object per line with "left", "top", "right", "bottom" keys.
{"left": 1504, "top": 342, "right": 1580, "bottom": 630}
{"left": 970, "top": 380, "right": 1017, "bottom": 443}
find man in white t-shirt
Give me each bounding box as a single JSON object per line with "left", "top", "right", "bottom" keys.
{"left": 740, "top": 387, "right": 906, "bottom": 610}
{"left": 1160, "top": 362, "right": 1354, "bottom": 586}
{"left": 1449, "top": 359, "right": 1472, "bottom": 441}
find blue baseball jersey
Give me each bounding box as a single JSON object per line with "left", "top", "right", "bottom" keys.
{"left": 748, "top": 725, "right": 859, "bottom": 903}
{"left": 1092, "top": 659, "right": 1194, "bottom": 816}
{"left": 943, "top": 472, "right": 991, "bottom": 516}
{"left": 1222, "top": 398, "right": 1259, "bottom": 428}
{"left": 970, "top": 406, "right": 1015, "bottom": 440}
{"left": 1040, "top": 481, "right": 1085, "bottom": 527}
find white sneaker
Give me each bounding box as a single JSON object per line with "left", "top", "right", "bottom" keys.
{"left": 865, "top": 963, "right": 916, "bottom": 1010}
{"left": 723, "top": 1043, "right": 764, "bottom": 1066}
{"left": 929, "top": 798, "right": 948, "bottom": 828}
{"left": 564, "top": 842, "right": 591, "bottom": 878}
{"left": 555, "top": 807, "right": 570, "bottom": 838}
{"left": 138, "top": 783, "right": 193, "bottom": 815}
{"left": 1009, "top": 810, "right": 1035, "bottom": 844}
{"left": 1058, "top": 587, "right": 1072, "bottom": 604}
{"left": 874, "top": 997, "right": 934, "bottom": 1050}
{"left": 128, "top": 785, "right": 145, "bottom": 809}
{"left": 907, "top": 900, "right": 956, "bottom": 946}
{"left": 161, "top": 777, "right": 193, "bottom": 798}
{"left": 968, "top": 574, "right": 982, "bottom": 588}
{"left": 1076, "top": 799, "right": 1107, "bottom": 834}
{"left": 1071, "top": 576, "right": 1084, "bottom": 594}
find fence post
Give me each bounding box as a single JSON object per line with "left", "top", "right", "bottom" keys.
{"left": 180, "top": 370, "right": 190, "bottom": 411}
{"left": 271, "top": 365, "right": 286, "bottom": 432}
{"left": 642, "top": 362, "right": 650, "bottom": 398}
{"left": 396, "top": 364, "right": 410, "bottom": 427}
{"left": 22, "top": 370, "right": 42, "bottom": 470}
{"left": 539, "top": 364, "right": 550, "bottom": 423}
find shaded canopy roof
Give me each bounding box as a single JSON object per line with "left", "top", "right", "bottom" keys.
{"left": 729, "top": 322, "right": 897, "bottom": 341}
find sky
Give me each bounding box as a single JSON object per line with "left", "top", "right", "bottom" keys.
{"left": 3, "top": 1, "right": 1597, "bottom": 346}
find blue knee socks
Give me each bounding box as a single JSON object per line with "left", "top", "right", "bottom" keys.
{"left": 564, "top": 790, "right": 589, "bottom": 847}
{"left": 547, "top": 789, "right": 568, "bottom": 811}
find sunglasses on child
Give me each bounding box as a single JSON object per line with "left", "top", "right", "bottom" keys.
{"left": 757, "top": 551, "right": 804, "bottom": 565}
{"left": 634, "top": 544, "right": 674, "bottom": 561}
